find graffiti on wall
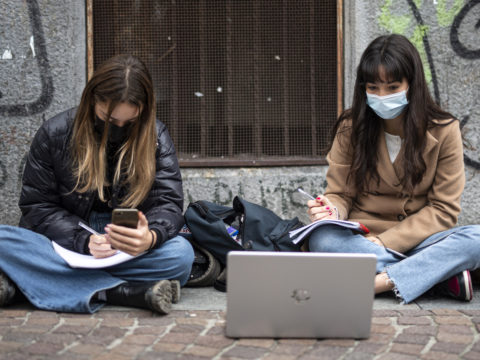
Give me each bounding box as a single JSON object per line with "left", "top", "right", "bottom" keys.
{"left": 451, "top": 0, "right": 480, "bottom": 168}
{"left": 0, "top": 0, "right": 54, "bottom": 117}
{"left": 0, "top": 0, "right": 478, "bottom": 217}
{"left": 451, "top": 0, "right": 480, "bottom": 59}
{"left": 380, "top": 0, "right": 480, "bottom": 168}
{"left": 0, "top": 0, "right": 53, "bottom": 194}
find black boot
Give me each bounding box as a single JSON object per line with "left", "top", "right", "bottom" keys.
{"left": 170, "top": 280, "right": 181, "bottom": 304}
{"left": 106, "top": 280, "right": 172, "bottom": 314}
{"left": 0, "top": 271, "right": 16, "bottom": 307}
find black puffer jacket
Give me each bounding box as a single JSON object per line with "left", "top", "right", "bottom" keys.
{"left": 19, "top": 108, "right": 184, "bottom": 254}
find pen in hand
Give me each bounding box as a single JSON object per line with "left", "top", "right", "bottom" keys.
{"left": 78, "top": 221, "right": 100, "bottom": 236}
{"left": 297, "top": 188, "right": 316, "bottom": 201}
{"left": 79, "top": 221, "right": 118, "bottom": 253}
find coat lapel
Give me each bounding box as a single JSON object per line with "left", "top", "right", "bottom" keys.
{"left": 389, "top": 129, "right": 439, "bottom": 187}
{"left": 377, "top": 130, "right": 402, "bottom": 190}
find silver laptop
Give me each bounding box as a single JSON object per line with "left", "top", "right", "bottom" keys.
{"left": 226, "top": 251, "right": 376, "bottom": 339}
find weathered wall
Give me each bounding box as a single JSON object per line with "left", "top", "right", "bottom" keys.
{"left": 0, "top": 0, "right": 478, "bottom": 227}
{"left": 343, "top": 0, "right": 480, "bottom": 225}
{"left": 0, "top": 0, "right": 85, "bottom": 224}
{"left": 186, "top": 0, "right": 480, "bottom": 225}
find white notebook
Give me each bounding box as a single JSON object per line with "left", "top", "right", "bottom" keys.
{"left": 52, "top": 242, "right": 141, "bottom": 269}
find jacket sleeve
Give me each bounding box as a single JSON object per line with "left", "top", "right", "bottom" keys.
{"left": 378, "top": 121, "right": 465, "bottom": 252}
{"left": 143, "top": 123, "right": 184, "bottom": 247}
{"left": 18, "top": 121, "right": 92, "bottom": 253}
{"left": 324, "top": 122, "right": 356, "bottom": 220}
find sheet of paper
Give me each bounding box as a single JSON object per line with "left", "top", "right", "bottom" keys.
{"left": 52, "top": 241, "right": 141, "bottom": 269}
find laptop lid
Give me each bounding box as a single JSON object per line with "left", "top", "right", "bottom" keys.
{"left": 226, "top": 251, "right": 376, "bottom": 339}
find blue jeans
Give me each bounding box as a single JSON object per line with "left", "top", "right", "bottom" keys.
{"left": 309, "top": 224, "right": 480, "bottom": 303}
{"left": 0, "top": 222, "right": 194, "bottom": 313}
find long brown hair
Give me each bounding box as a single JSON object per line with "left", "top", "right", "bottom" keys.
{"left": 329, "top": 34, "right": 455, "bottom": 195}
{"left": 71, "top": 54, "right": 157, "bottom": 207}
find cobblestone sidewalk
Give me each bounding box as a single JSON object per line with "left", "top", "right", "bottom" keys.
{"left": 1, "top": 306, "right": 480, "bottom": 359}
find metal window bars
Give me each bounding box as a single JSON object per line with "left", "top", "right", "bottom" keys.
{"left": 90, "top": 0, "right": 340, "bottom": 166}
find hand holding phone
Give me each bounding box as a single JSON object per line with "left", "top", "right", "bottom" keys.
{"left": 106, "top": 209, "right": 151, "bottom": 256}
{"left": 112, "top": 208, "right": 139, "bottom": 228}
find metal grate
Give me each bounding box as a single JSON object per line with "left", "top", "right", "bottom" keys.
{"left": 91, "top": 0, "right": 339, "bottom": 166}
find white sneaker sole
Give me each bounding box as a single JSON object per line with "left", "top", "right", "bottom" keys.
{"left": 462, "top": 270, "right": 473, "bottom": 302}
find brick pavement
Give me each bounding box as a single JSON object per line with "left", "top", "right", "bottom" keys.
{"left": 1, "top": 305, "right": 480, "bottom": 359}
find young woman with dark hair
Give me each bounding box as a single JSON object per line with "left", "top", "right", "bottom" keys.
{"left": 0, "top": 54, "right": 194, "bottom": 313}
{"left": 307, "top": 34, "right": 480, "bottom": 303}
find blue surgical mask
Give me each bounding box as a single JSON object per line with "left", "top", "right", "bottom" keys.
{"left": 366, "top": 89, "right": 409, "bottom": 120}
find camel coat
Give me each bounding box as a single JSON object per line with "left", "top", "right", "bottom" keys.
{"left": 325, "top": 118, "right": 465, "bottom": 254}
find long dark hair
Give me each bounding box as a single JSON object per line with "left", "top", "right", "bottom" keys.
{"left": 329, "top": 34, "right": 455, "bottom": 195}
{"left": 71, "top": 54, "right": 157, "bottom": 207}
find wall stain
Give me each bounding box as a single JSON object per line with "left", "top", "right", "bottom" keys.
{"left": 16, "top": 153, "right": 28, "bottom": 193}
{"left": 0, "top": 160, "right": 6, "bottom": 189}
{"left": 214, "top": 182, "right": 233, "bottom": 205}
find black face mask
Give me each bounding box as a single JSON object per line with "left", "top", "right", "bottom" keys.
{"left": 94, "top": 115, "right": 132, "bottom": 145}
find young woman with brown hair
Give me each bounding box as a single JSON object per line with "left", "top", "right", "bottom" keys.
{"left": 307, "top": 34, "right": 480, "bottom": 303}
{"left": 0, "top": 55, "right": 194, "bottom": 313}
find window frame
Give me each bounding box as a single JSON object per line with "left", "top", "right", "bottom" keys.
{"left": 86, "top": 0, "right": 343, "bottom": 167}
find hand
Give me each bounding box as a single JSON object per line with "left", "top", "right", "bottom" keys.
{"left": 88, "top": 234, "right": 117, "bottom": 259}
{"left": 104, "top": 211, "right": 154, "bottom": 256}
{"left": 307, "top": 195, "right": 338, "bottom": 222}
{"left": 365, "top": 235, "right": 385, "bottom": 247}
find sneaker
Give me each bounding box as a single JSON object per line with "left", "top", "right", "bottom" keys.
{"left": 186, "top": 242, "right": 221, "bottom": 287}
{"left": 106, "top": 280, "right": 172, "bottom": 314}
{"left": 0, "top": 271, "right": 16, "bottom": 307}
{"left": 437, "top": 270, "right": 473, "bottom": 301}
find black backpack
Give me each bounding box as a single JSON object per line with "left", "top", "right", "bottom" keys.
{"left": 184, "top": 196, "right": 304, "bottom": 290}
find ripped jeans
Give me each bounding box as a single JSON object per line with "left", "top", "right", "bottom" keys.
{"left": 308, "top": 224, "right": 480, "bottom": 303}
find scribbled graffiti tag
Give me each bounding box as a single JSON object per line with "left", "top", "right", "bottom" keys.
{"left": 450, "top": 0, "right": 480, "bottom": 59}
{"left": 0, "top": 0, "right": 53, "bottom": 116}
{"left": 405, "top": 0, "right": 480, "bottom": 169}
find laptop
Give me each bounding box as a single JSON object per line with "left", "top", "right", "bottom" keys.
{"left": 226, "top": 251, "right": 376, "bottom": 339}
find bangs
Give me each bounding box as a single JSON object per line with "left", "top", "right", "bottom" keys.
{"left": 360, "top": 52, "right": 406, "bottom": 84}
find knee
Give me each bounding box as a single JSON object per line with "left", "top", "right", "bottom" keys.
{"left": 464, "top": 224, "right": 480, "bottom": 237}
{"left": 308, "top": 225, "right": 343, "bottom": 252}
{"left": 455, "top": 225, "right": 480, "bottom": 268}
{"left": 171, "top": 236, "right": 195, "bottom": 267}
{"left": 181, "top": 239, "right": 195, "bottom": 271}
{"left": 0, "top": 225, "right": 47, "bottom": 245}
{"left": 458, "top": 225, "right": 480, "bottom": 247}
{"left": 168, "top": 236, "right": 195, "bottom": 284}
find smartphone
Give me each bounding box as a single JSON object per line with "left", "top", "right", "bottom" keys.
{"left": 112, "top": 208, "right": 139, "bottom": 228}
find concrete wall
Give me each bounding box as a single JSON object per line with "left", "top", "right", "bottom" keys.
{"left": 0, "top": 0, "right": 85, "bottom": 224}
{"left": 343, "top": 0, "right": 480, "bottom": 226}
{"left": 0, "top": 0, "right": 479, "bottom": 227}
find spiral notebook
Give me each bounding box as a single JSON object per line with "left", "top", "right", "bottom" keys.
{"left": 289, "top": 219, "right": 370, "bottom": 244}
